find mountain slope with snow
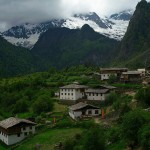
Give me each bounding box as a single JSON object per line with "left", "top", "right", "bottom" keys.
{"left": 2, "top": 10, "right": 133, "bottom": 49}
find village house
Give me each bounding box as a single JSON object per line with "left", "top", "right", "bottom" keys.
{"left": 85, "top": 89, "right": 110, "bottom": 101}
{"left": 120, "top": 71, "right": 141, "bottom": 83}
{"left": 0, "top": 117, "right": 36, "bottom": 145}
{"left": 100, "top": 68, "right": 128, "bottom": 81}
{"left": 146, "top": 66, "right": 150, "bottom": 76}
{"left": 137, "top": 68, "right": 146, "bottom": 77}
{"left": 69, "top": 102, "right": 100, "bottom": 120}
{"left": 59, "top": 84, "right": 88, "bottom": 101}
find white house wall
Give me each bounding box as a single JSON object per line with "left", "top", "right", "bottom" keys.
{"left": 69, "top": 109, "right": 101, "bottom": 120}
{"left": 101, "top": 73, "right": 117, "bottom": 80}
{"left": 60, "top": 89, "right": 84, "bottom": 100}
{"left": 0, "top": 126, "right": 35, "bottom": 145}
{"left": 0, "top": 132, "right": 8, "bottom": 145}
{"left": 86, "top": 93, "right": 107, "bottom": 101}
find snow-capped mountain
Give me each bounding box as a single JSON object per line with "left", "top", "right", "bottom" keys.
{"left": 2, "top": 10, "right": 133, "bottom": 49}
{"left": 110, "top": 9, "right": 133, "bottom": 20}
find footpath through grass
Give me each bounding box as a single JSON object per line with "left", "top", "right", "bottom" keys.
{"left": 16, "top": 128, "right": 83, "bottom": 150}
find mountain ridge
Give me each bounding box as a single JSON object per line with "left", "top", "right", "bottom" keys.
{"left": 115, "top": 0, "right": 150, "bottom": 68}
{"left": 2, "top": 10, "right": 133, "bottom": 49}
{"left": 31, "top": 24, "right": 119, "bottom": 69}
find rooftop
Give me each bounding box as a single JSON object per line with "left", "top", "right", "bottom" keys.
{"left": 122, "top": 71, "right": 141, "bottom": 75}
{"left": 0, "top": 117, "right": 36, "bottom": 129}
{"left": 99, "top": 85, "right": 116, "bottom": 89}
{"left": 69, "top": 102, "right": 99, "bottom": 111}
{"left": 100, "top": 68, "right": 128, "bottom": 71}
{"left": 60, "top": 84, "right": 88, "bottom": 89}
{"left": 85, "top": 88, "right": 109, "bottom": 94}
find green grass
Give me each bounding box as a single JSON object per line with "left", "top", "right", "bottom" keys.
{"left": 0, "top": 141, "right": 10, "bottom": 150}
{"left": 53, "top": 102, "right": 67, "bottom": 112}
{"left": 15, "top": 128, "right": 83, "bottom": 150}
{"left": 17, "top": 112, "right": 34, "bottom": 119}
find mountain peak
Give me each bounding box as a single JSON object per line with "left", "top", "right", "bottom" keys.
{"left": 110, "top": 9, "right": 133, "bottom": 21}
{"left": 81, "top": 24, "right": 94, "bottom": 32}
{"left": 136, "top": 0, "right": 148, "bottom": 9}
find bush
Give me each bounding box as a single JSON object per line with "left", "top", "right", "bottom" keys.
{"left": 135, "top": 87, "right": 150, "bottom": 106}
{"left": 106, "top": 126, "right": 121, "bottom": 143}
{"left": 122, "top": 110, "right": 146, "bottom": 143}
{"left": 33, "top": 95, "right": 54, "bottom": 114}
{"left": 83, "top": 126, "right": 106, "bottom": 150}
{"left": 106, "top": 92, "right": 119, "bottom": 106}
{"left": 138, "top": 124, "right": 150, "bottom": 149}
{"left": 13, "top": 99, "right": 28, "bottom": 113}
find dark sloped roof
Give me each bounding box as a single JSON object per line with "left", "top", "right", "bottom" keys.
{"left": 60, "top": 84, "right": 88, "bottom": 89}
{"left": 85, "top": 89, "right": 109, "bottom": 94}
{"left": 122, "top": 71, "right": 141, "bottom": 75}
{"left": 100, "top": 85, "right": 116, "bottom": 89}
{"left": 0, "top": 117, "right": 36, "bottom": 129}
{"left": 69, "top": 102, "right": 99, "bottom": 111}
{"left": 100, "top": 68, "right": 128, "bottom": 71}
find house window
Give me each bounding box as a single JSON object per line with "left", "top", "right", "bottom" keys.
{"left": 96, "top": 93, "right": 98, "bottom": 96}
{"left": 82, "top": 111, "right": 85, "bottom": 115}
{"left": 95, "top": 110, "right": 99, "bottom": 114}
{"left": 89, "top": 93, "right": 91, "bottom": 96}
{"left": 68, "top": 93, "right": 70, "bottom": 95}
{"left": 24, "top": 132, "right": 27, "bottom": 136}
{"left": 17, "top": 133, "right": 20, "bottom": 137}
{"left": 72, "top": 93, "right": 73, "bottom": 96}
{"left": 65, "top": 93, "right": 66, "bottom": 95}
{"left": 93, "top": 93, "right": 94, "bottom": 96}
{"left": 101, "top": 94, "right": 103, "bottom": 96}
{"left": 61, "top": 93, "right": 63, "bottom": 95}
{"left": 23, "top": 127, "right": 26, "bottom": 131}
{"left": 30, "top": 126, "right": 32, "bottom": 130}
{"left": 88, "top": 110, "right": 92, "bottom": 115}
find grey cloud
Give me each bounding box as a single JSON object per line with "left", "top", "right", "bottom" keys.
{"left": 0, "top": 0, "right": 149, "bottom": 31}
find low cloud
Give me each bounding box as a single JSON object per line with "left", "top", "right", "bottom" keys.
{"left": 0, "top": 0, "right": 148, "bottom": 31}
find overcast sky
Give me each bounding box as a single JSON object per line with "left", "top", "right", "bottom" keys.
{"left": 0, "top": 0, "right": 148, "bottom": 32}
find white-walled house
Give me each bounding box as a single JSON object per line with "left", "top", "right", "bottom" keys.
{"left": 0, "top": 117, "right": 36, "bottom": 145}
{"left": 60, "top": 84, "right": 88, "bottom": 101}
{"left": 100, "top": 68, "right": 128, "bottom": 80}
{"left": 69, "top": 102, "right": 100, "bottom": 120}
{"left": 85, "top": 89, "right": 109, "bottom": 101}
{"left": 137, "top": 69, "right": 146, "bottom": 77}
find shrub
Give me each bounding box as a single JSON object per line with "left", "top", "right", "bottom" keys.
{"left": 83, "top": 126, "right": 106, "bottom": 150}
{"left": 135, "top": 87, "right": 150, "bottom": 106}
{"left": 33, "top": 95, "right": 54, "bottom": 114}
{"left": 138, "top": 124, "right": 150, "bottom": 149}
{"left": 106, "top": 126, "right": 121, "bottom": 143}
{"left": 122, "top": 110, "right": 146, "bottom": 143}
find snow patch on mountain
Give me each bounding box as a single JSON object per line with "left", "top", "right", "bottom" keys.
{"left": 62, "top": 17, "right": 129, "bottom": 40}
{"left": 4, "top": 33, "right": 40, "bottom": 49}
{"left": 2, "top": 10, "right": 133, "bottom": 49}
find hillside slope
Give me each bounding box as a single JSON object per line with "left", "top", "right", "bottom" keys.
{"left": 0, "top": 36, "right": 36, "bottom": 77}
{"left": 32, "top": 24, "right": 119, "bottom": 69}
{"left": 116, "top": 0, "right": 150, "bottom": 68}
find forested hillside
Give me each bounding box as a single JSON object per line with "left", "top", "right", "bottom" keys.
{"left": 32, "top": 24, "right": 119, "bottom": 69}
{"left": 0, "top": 36, "right": 37, "bottom": 77}
{"left": 115, "top": 0, "right": 150, "bottom": 68}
